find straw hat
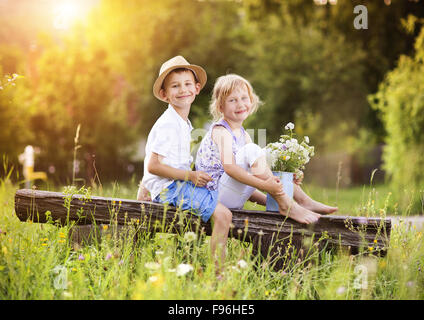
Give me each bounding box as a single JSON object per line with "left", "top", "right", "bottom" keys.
{"left": 153, "top": 55, "right": 207, "bottom": 102}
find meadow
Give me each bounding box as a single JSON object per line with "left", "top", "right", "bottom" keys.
{"left": 1, "top": 173, "right": 423, "bottom": 300}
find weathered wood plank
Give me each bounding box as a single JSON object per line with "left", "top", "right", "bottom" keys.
{"left": 14, "top": 189, "right": 392, "bottom": 267}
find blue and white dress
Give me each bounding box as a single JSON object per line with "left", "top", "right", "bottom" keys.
{"left": 195, "top": 119, "right": 265, "bottom": 209}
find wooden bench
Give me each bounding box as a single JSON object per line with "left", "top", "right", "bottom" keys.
{"left": 14, "top": 189, "right": 392, "bottom": 270}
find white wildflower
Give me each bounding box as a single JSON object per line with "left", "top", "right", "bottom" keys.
{"left": 176, "top": 263, "right": 194, "bottom": 276}
{"left": 304, "top": 136, "right": 309, "bottom": 144}
{"left": 237, "top": 259, "right": 248, "bottom": 269}
{"left": 285, "top": 122, "right": 295, "bottom": 130}
{"left": 184, "top": 231, "right": 197, "bottom": 242}
{"left": 144, "top": 262, "right": 161, "bottom": 270}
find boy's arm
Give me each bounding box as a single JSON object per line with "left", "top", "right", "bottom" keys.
{"left": 148, "top": 152, "right": 211, "bottom": 187}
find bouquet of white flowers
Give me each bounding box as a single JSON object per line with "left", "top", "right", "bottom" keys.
{"left": 265, "top": 122, "right": 315, "bottom": 177}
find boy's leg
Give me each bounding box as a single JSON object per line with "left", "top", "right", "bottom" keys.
{"left": 209, "top": 202, "right": 232, "bottom": 275}
{"left": 293, "top": 183, "right": 338, "bottom": 215}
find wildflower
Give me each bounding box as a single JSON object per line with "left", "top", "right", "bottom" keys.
{"left": 58, "top": 239, "right": 66, "bottom": 244}
{"left": 78, "top": 254, "right": 85, "bottom": 261}
{"left": 59, "top": 232, "right": 66, "bottom": 239}
{"left": 244, "top": 219, "right": 249, "bottom": 228}
{"left": 184, "top": 231, "right": 197, "bottom": 242}
{"left": 148, "top": 274, "right": 164, "bottom": 288}
{"left": 373, "top": 239, "right": 378, "bottom": 244}
{"left": 145, "top": 262, "right": 161, "bottom": 270}
{"left": 176, "top": 263, "right": 193, "bottom": 276}
{"left": 284, "top": 122, "right": 295, "bottom": 130}
{"left": 41, "top": 243, "right": 48, "bottom": 247}
{"left": 368, "top": 247, "right": 373, "bottom": 252}
{"left": 258, "top": 230, "right": 264, "bottom": 237}
{"left": 237, "top": 229, "right": 243, "bottom": 235}
{"left": 336, "top": 286, "right": 346, "bottom": 295}
{"left": 237, "top": 260, "right": 248, "bottom": 269}
{"left": 105, "top": 253, "right": 112, "bottom": 260}
{"left": 304, "top": 136, "right": 309, "bottom": 144}
{"left": 103, "top": 225, "right": 108, "bottom": 231}
{"left": 71, "top": 268, "right": 77, "bottom": 272}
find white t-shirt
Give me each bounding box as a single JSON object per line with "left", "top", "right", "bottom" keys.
{"left": 142, "top": 105, "right": 193, "bottom": 201}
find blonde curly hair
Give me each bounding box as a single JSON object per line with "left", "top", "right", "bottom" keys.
{"left": 209, "top": 74, "right": 262, "bottom": 122}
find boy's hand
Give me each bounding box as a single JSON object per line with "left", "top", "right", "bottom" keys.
{"left": 137, "top": 183, "right": 152, "bottom": 201}
{"left": 189, "top": 171, "right": 212, "bottom": 187}
{"left": 264, "top": 176, "right": 285, "bottom": 197}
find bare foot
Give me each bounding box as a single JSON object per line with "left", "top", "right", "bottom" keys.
{"left": 298, "top": 198, "right": 338, "bottom": 215}
{"left": 274, "top": 193, "right": 320, "bottom": 224}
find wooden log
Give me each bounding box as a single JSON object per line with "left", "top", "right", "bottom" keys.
{"left": 14, "top": 189, "right": 391, "bottom": 269}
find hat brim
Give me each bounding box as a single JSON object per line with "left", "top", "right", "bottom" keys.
{"left": 153, "top": 64, "right": 207, "bottom": 102}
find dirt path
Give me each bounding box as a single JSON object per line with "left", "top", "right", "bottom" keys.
{"left": 389, "top": 215, "right": 424, "bottom": 230}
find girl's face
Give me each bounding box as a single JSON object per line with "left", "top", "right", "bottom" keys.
{"left": 220, "top": 84, "right": 252, "bottom": 124}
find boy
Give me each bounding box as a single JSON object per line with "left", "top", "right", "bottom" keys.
{"left": 138, "top": 56, "right": 232, "bottom": 274}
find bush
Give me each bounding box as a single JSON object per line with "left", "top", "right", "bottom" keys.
{"left": 370, "top": 25, "right": 424, "bottom": 213}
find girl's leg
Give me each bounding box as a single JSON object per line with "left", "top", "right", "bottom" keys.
{"left": 293, "top": 184, "right": 338, "bottom": 215}
{"left": 247, "top": 147, "right": 321, "bottom": 224}
{"left": 210, "top": 202, "right": 232, "bottom": 275}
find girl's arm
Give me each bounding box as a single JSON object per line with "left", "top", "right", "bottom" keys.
{"left": 148, "top": 152, "right": 211, "bottom": 187}
{"left": 212, "top": 127, "right": 281, "bottom": 195}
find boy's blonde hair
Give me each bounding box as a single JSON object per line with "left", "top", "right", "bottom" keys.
{"left": 210, "top": 74, "right": 262, "bottom": 122}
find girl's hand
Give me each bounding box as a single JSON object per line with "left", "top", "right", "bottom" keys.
{"left": 189, "top": 171, "right": 212, "bottom": 187}
{"left": 264, "top": 176, "right": 285, "bottom": 197}
{"left": 293, "top": 171, "right": 304, "bottom": 185}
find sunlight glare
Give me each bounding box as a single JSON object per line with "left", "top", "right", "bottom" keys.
{"left": 53, "top": 1, "right": 87, "bottom": 30}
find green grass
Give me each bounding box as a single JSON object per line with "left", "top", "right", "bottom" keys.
{"left": 1, "top": 176, "right": 424, "bottom": 300}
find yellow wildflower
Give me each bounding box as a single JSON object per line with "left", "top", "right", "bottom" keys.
{"left": 103, "top": 225, "right": 108, "bottom": 231}
{"left": 368, "top": 247, "right": 373, "bottom": 252}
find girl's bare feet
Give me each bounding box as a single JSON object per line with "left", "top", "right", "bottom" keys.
{"left": 273, "top": 192, "right": 320, "bottom": 224}
{"left": 293, "top": 184, "right": 338, "bottom": 215}
{"left": 299, "top": 198, "right": 338, "bottom": 215}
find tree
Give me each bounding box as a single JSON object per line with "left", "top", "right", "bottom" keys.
{"left": 370, "top": 23, "right": 424, "bottom": 213}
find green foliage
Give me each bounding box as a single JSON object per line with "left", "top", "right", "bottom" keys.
{"left": 370, "top": 25, "right": 424, "bottom": 213}
{"left": 14, "top": 28, "right": 139, "bottom": 183}
{"left": 241, "top": 13, "right": 367, "bottom": 153}
{"left": 0, "top": 67, "right": 30, "bottom": 171}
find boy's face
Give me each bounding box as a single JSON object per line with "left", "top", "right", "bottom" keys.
{"left": 160, "top": 70, "right": 201, "bottom": 109}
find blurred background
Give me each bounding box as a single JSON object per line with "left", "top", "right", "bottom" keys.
{"left": 1, "top": 0, "right": 424, "bottom": 210}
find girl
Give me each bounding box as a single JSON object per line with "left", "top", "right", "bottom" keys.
{"left": 195, "top": 74, "right": 338, "bottom": 224}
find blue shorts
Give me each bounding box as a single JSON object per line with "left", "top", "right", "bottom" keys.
{"left": 154, "top": 180, "right": 218, "bottom": 223}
